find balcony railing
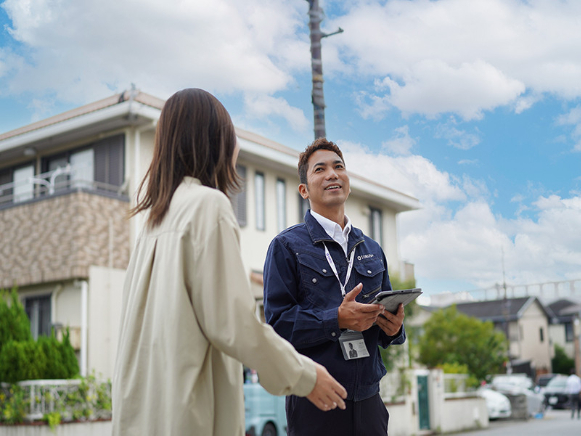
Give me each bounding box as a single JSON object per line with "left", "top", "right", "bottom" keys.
{"left": 1, "top": 378, "right": 111, "bottom": 422}
{"left": 0, "top": 165, "right": 127, "bottom": 208}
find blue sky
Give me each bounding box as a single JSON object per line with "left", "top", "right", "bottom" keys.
{"left": 1, "top": 0, "right": 580, "bottom": 297}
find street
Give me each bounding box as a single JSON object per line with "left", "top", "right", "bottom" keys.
{"left": 452, "top": 409, "right": 581, "bottom": 436}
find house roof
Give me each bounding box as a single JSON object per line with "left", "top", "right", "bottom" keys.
{"left": 0, "top": 90, "right": 164, "bottom": 143}
{"left": 0, "top": 89, "right": 420, "bottom": 212}
{"left": 453, "top": 296, "right": 550, "bottom": 323}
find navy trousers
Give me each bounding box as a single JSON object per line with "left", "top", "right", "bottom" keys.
{"left": 286, "top": 393, "right": 389, "bottom": 436}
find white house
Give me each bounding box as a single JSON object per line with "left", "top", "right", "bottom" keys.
{"left": 0, "top": 89, "right": 420, "bottom": 380}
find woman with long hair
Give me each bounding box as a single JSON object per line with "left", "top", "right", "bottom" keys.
{"left": 112, "top": 88, "right": 346, "bottom": 435}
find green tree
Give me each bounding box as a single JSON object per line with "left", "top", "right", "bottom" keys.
{"left": 552, "top": 344, "right": 575, "bottom": 374}
{"left": 417, "top": 305, "right": 506, "bottom": 382}
{"left": 0, "top": 288, "right": 32, "bottom": 355}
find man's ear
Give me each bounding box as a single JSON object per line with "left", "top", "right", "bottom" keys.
{"left": 298, "top": 183, "right": 309, "bottom": 199}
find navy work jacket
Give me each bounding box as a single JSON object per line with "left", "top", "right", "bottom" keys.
{"left": 263, "top": 210, "right": 406, "bottom": 401}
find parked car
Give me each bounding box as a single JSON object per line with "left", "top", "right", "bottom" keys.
{"left": 490, "top": 374, "right": 545, "bottom": 417}
{"left": 244, "top": 382, "right": 286, "bottom": 436}
{"left": 535, "top": 373, "right": 556, "bottom": 393}
{"left": 478, "top": 387, "right": 512, "bottom": 420}
{"left": 543, "top": 374, "right": 570, "bottom": 409}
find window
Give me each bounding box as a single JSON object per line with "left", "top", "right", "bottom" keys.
{"left": 369, "top": 207, "right": 383, "bottom": 246}
{"left": 25, "top": 295, "right": 52, "bottom": 340}
{"left": 13, "top": 165, "right": 34, "bottom": 203}
{"left": 539, "top": 327, "right": 544, "bottom": 343}
{"left": 71, "top": 148, "right": 95, "bottom": 189}
{"left": 276, "top": 178, "right": 286, "bottom": 232}
{"left": 565, "top": 322, "right": 574, "bottom": 342}
{"left": 46, "top": 154, "right": 69, "bottom": 190}
{"left": 231, "top": 165, "right": 247, "bottom": 227}
{"left": 255, "top": 172, "right": 265, "bottom": 231}
{"left": 298, "top": 194, "right": 309, "bottom": 223}
{"left": 43, "top": 134, "right": 124, "bottom": 193}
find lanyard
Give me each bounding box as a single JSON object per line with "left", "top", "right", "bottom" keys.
{"left": 323, "top": 243, "right": 355, "bottom": 298}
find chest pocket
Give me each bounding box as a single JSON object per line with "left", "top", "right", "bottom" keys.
{"left": 297, "top": 253, "right": 341, "bottom": 308}
{"left": 354, "top": 257, "right": 385, "bottom": 303}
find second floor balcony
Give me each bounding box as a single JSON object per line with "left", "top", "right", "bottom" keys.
{"left": 0, "top": 166, "right": 130, "bottom": 288}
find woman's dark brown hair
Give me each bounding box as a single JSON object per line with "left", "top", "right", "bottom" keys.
{"left": 129, "top": 88, "right": 240, "bottom": 228}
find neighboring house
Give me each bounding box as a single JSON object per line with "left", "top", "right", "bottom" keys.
{"left": 453, "top": 297, "right": 553, "bottom": 376}
{"left": 0, "top": 90, "right": 420, "bottom": 380}
{"left": 546, "top": 299, "right": 581, "bottom": 362}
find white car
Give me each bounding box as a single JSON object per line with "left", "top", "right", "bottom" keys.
{"left": 490, "top": 375, "right": 545, "bottom": 417}
{"left": 478, "top": 388, "right": 512, "bottom": 420}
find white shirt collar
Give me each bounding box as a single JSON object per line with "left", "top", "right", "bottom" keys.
{"left": 310, "top": 210, "right": 352, "bottom": 255}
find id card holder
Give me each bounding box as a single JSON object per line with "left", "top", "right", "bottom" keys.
{"left": 338, "top": 330, "right": 369, "bottom": 360}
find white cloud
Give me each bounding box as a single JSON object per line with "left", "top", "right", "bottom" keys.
{"left": 340, "top": 140, "right": 466, "bottom": 203}
{"left": 342, "top": 143, "right": 581, "bottom": 289}
{"left": 243, "top": 94, "right": 309, "bottom": 133}
{"left": 327, "top": 0, "right": 581, "bottom": 118}
{"left": 556, "top": 106, "right": 581, "bottom": 152}
{"left": 4, "top": 0, "right": 581, "bottom": 126}
{"left": 0, "top": 0, "right": 310, "bottom": 118}
{"left": 533, "top": 194, "right": 565, "bottom": 210}
{"left": 374, "top": 60, "right": 525, "bottom": 120}
{"left": 381, "top": 125, "right": 415, "bottom": 156}
{"left": 435, "top": 116, "right": 482, "bottom": 150}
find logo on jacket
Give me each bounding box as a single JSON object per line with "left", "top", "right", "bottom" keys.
{"left": 357, "top": 254, "right": 374, "bottom": 260}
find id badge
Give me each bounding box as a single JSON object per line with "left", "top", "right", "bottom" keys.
{"left": 339, "top": 330, "right": 369, "bottom": 360}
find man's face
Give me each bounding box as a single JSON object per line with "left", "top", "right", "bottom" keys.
{"left": 300, "top": 149, "right": 350, "bottom": 213}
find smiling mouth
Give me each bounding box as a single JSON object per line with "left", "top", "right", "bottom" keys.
{"left": 324, "top": 185, "right": 342, "bottom": 191}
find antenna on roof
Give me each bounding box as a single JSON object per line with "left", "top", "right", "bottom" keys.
{"left": 501, "top": 246, "right": 512, "bottom": 374}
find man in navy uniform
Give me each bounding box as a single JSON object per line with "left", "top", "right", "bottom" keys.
{"left": 263, "top": 138, "right": 406, "bottom": 436}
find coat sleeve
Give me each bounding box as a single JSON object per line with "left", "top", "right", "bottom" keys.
{"left": 185, "top": 203, "right": 316, "bottom": 397}
{"left": 263, "top": 237, "right": 343, "bottom": 349}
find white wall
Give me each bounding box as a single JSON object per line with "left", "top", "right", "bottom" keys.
{"left": 88, "top": 266, "right": 125, "bottom": 379}
{"left": 549, "top": 323, "right": 575, "bottom": 359}
{"left": 518, "top": 302, "right": 552, "bottom": 371}
{"left": 440, "top": 397, "right": 488, "bottom": 433}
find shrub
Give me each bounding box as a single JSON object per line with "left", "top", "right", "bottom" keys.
{"left": 38, "top": 334, "right": 67, "bottom": 379}
{"left": 0, "top": 340, "right": 47, "bottom": 383}
{"left": 552, "top": 344, "right": 575, "bottom": 375}
{"left": 59, "top": 328, "right": 80, "bottom": 378}
{"left": 0, "top": 288, "right": 32, "bottom": 355}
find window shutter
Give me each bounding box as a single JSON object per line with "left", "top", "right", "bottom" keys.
{"left": 232, "top": 165, "right": 247, "bottom": 227}
{"left": 94, "top": 134, "right": 125, "bottom": 187}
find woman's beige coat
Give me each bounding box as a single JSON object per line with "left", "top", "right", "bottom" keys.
{"left": 112, "top": 178, "right": 316, "bottom": 435}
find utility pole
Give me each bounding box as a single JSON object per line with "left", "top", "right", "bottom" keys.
{"left": 306, "top": 0, "right": 343, "bottom": 140}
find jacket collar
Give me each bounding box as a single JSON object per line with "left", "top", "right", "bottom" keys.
{"left": 304, "top": 210, "right": 364, "bottom": 255}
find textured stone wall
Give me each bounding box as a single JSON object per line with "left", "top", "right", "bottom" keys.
{"left": 0, "top": 191, "right": 130, "bottom": 288}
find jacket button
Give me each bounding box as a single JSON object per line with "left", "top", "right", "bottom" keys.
{"left": 322, "top": 269, "right": 327, "bottom": 273}
{"left": 312, "top": 278, "right": 317, "bottom": 284}
{"left": 331, "top": 332, "right": 336, "bottom": 337}
{"left": 367, "top": 270, "right": 372, "bottom": 274}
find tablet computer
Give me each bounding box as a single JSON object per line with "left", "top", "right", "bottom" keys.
{"left": 371, "top": 288, "right": 422, "bottom": 313}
